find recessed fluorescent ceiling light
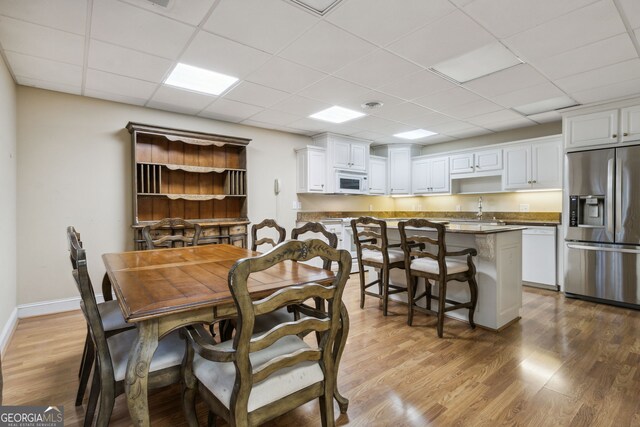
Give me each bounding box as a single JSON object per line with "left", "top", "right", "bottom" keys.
{"left": 288, "top": 0, "right": 344, "bottom": 15}
{"left": 513, "top": 96, "right": 578, "bottom": 116}
{"left": 309, "top": 106, "right": 365, "bottom": 123}
{"left": 430, "top": 42, "right": 523, "bottom": 83}
{"left": 165, "top": 63, "right": 238, "bottom": 96}
{"left": 394, "top": 129, "right": 437, "bottom": 140}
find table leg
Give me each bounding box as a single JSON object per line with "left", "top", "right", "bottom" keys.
{"left": 125, "top": 319, "right": 159, "bottom": 427}
{"left": 333, "top": 302, "right": 350, "bottom": 413}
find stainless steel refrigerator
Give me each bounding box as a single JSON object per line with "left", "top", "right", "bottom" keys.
{"left": 564, "top": 145, "right": 640, "bottom": 308}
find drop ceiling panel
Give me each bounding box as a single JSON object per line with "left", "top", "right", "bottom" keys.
{"left": 554, "top": 58, "right": 640, "bottom": 94}
{"left": 414, "top": 86, "right": 483, "bottom": 111}
{"left": 439, "top": 99, "right": 504, "bottom": 119}
{"left": 0, "top": 16, "right": 84, "bottom": 65}
{"left": 17, "top": 76, "right": 81, "bottom": 95}
{"left": 350, "top": 130, "right": 388, "bottom": 141}
{"left": 199, "top": 98, "right": 264, "bottom": 122}
{"left": 464, "top": 64, "right": 548, "bottom": 99}
{"left": 378, "top": 70, "right": 457, "bottom": 101}
{"left": 278, "top": 21, "right": 376, "bottom": 73}
{"left": 528, "top": 111, "right": 562, "bottom": 124}
{"left": 287, "top": 117, "right": 330, "bottom": 132}
{"left": 532, "top": 34, "right": 638, "bottom": 80}
{"left": 85, "top": 69, "right": 158, "bottom": 100}
{"left": 466, "top": 109, "right": 525, "bottom": 127}
{"left": 223, "top": 82, "right": 290, "bottom": 108}
{"left": 401, "top": 112, "right": 457, "bottom": 128}
{"left": 119, "top": 0, "right": 216, "bottom": 26}
{"left": 91, "top": 0, "right": 194, "bottom": 59}
{"left": 7, "top": 51, "right": 82, "bottom": 87}
{"left": 370, "top": 102, "right": 438, "bottom": 122}
{"left": 84, "top": 89, "right": 148, "bottom": 106}
{"left": 88, "top": 40, "right": 173, "bottom": 83}
{"left": 326, "top": 0, "right": 455, "bottom": 47}
{"left": 484, "top": 117, "right": 536, "bottom": 132}
{"left": 571, "top": 77, "right": 640, "bottom": 104}
{"left": 492, "top": 82, "right": 567, "bottom": 108}
{"left": 334, "top": 49, "right": 422, "bottom": 89}
{"left": 339, "top": 90, "right": 405, "bottom": 112}
{"left": 271, "top": 95, "right": 332, "bottom": 116}
{"left": 387, "top": 10, "right": 495, "bottom": 68}
{"left": 0, "top": 0, "right": 87, "bottom": 35}
{"left": 297, "top": 76, "right": 371, "bottom": 105}
{"left": 180, "top": 31, "right": 270, "bottom": 79}
{"left": 203, "top": 0, "right": 318, "bottom": 54}
{"left": 148, "top": 85, "right": 215, "bottom": 114}
{"left": 349, "top": 115, "right": 403, "bottom": 133}
{"left": 246, "top": 57, "right": 326, "bottom": 93}
{"left": 449, "top": 126, "right": 493, "bottom": 138}
{"left": 247, "top": 109, "right": 302, "bottom": 126}
{"left": 618, "top": 0, "right": 640, "bottom": 29}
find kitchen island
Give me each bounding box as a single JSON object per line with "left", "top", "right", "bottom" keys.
{"left": 374, "top": 221, "right": 525, "bottom": 331}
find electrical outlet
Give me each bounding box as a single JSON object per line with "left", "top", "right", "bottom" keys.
{"left": 520, "top": 204, "right": 530, "bottom": 212}
{"left": 456, "top": 205, "right": 461, "bottom": 212}
{"left": 292, "top": 201, "right": 302, "bottom": 210}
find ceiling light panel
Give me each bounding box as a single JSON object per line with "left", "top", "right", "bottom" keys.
{"left": 288, "top": 0, "right": 344, "bottom": 16}
{"left": 394, "top": 129, "right": 437, "bottom": 140}
{"left": 164, "top": 63, "right": 238, "bottom": 96}
{"left": 309, "top": 106, "right": 366, "bottom": 123}
{"left": 430, "top": 42, "right": 523, "bottom": 83}
{"left": 513, "top": 95, "right": 577, "bottom": 115}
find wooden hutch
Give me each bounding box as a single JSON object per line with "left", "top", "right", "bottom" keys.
{"left": 127, "top": 122, "right": 250, "bottom": 249}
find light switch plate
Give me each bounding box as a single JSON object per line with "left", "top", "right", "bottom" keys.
{"left": 520, "top": 204, "right": 530, "bottom": 212}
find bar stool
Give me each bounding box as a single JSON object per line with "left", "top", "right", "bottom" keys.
{"left": 351, "top": 217, "right": 406, "bottom": 316}
{"left": 398, "top": 219, "right": 478, "bottom": 338}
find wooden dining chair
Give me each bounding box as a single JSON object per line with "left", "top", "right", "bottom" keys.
{"left": 142, "top": 217, "right": 202, "bottom": 249}
{"left": 398, "top": 219, "right": 479, "bottom": 338}
{"left": 181, "top": 239, "right": 351, "bottom": 427}
{"left": 67, "top": 227, "right": 134, "bottom": 408}
{"left": 250, "top": 218, "right": 285, "bottom": 251}
{"left": 67, "top": 226, "right": 184, "bottom": 427}
{"left": 291, "top": 222, "right": 339, "bottom": 270}
{"left": 351, "top": 217, "right": 406, "bottom": 316}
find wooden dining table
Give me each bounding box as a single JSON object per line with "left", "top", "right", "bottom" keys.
{"left": 103, "top": 243, "right": 349, "bottom": 427}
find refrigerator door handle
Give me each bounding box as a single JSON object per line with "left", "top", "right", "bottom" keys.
{"left": 567, "top": 243, "right": 640, "bottom": 254}
{"left": 615, "top": 154, "right": 622, "bottom": 235}
{"left": 607, "top": 158, "right": 615, "bottom": 235}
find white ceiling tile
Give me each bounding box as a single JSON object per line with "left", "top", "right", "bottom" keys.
{"left": 91, "top": 0, "right": 194, "bottom": 59}
{"left": 85, "top": 69, "right": 158, "bottom": 100}
{"left": 223, "top": 82, "right": 290, "bottom": 108}
{"left": 297, "top": 76, "right": 371, "bottom": 105}
{"left": 147, "top": 100, "right": 204, "bottom": 115}
{"left": 246, "top": 57, "right": 326, "bottom": 93}
{"left": 88, "top": 40, "right": 173, "bottom": 83}
{"left": 322, "top": 123, "right": 364, "bottom": 136}
{"left": 447, "top": 126, "right": 493, "bottom": 138}
{"left": 120, "top": 0, "right": 216, "bottom": 26}
{"left": 438, "top": 99, "right": 503, "bottom": 119}
{"left": 464, "top": 64, "right": 548, "bottom": 98}
{"left": 571, "top": 77, "right": 640, "bottom": 104}
{"left": 618, "top": 0, "right": 640, "bottom": 29}
{"left": 278, "top": 21, "right": 375, "bottom": 73}
{"left": 350, "top": 130, "right": 386, "bottom": 141}
{"left": 6, "top": 51, "right": 81, "bottom": 87}
{"left": 180, "top": 31, "right": 270, "bottom": 79}
{"left": 339, "top": 90, "right": 405, "bottom": 112}
{"left": 148, "top": 85, "right": 215, "bottom": 114}
{"left": 334, "top": 49, "right": 422, "bottom": 89}
{"left": 413, "top": 87, "right": 483, "bottom": 111}
{"left": 326, "top": 0, "right": 455, "bottom": 46}
{"left": 199, "top": 98, "right": 263, "bottom": 122}
{"left": 271, "top": 95, "right": 332, "bottom": 117}
{"left": 483, "top": 117, "right": 536, "bottom": 132}
{"left": 370, "top": 102, "right": 434, "bottom": 122}
{"left": 287, "top": 118, "right": 330, "bottom": 132}
{"left": 248, "top": 109, "right": 302, "bottom": 126}
{"left": 387, "top": 10, "right": 495, "bottom": 68}
{"left": 429, "top": 121, "right": 479, "bottom": 134}
{"left": 401, "top": 112, "right": 457, "bottom": 128}
{"left": 0, "top": 0, "right": 86, "bottom": 34}
{"left": 84, "top": 89, "right": 148, "bottom": 106}
{"left": 367, "top": 120, "right": 414, "bottom": 136}
{"left": 449, "top": 0, "right": 474, "bottom": 7}
{"left": 418, "top": 134, "right": 457, "bottom": 145}
{"left": 462, "top": 0, "right": 598, "bottom": 39}
{"left": 466, "top": 109, "right": 525, "bottom": 126}
{"left": 378, "top": 70, "right": 457, "bottom": 101}
{"left": 528, "top": 111, "right": 562, "bottom": 124}
{"left": 554, "top": 59, "right": 640, "bottom": 94}
{"left": 203, "top": 0, "right": 318, "bottom": 54}
{"left": 0, "top": 16, "right": 84, "bottom": 65}
{"left": 492, "top": 82, "right": 567, "bottom": 108}
{"left": 349, "top": 115, "right": 403, "bottom": 133}
{"left": 532, "top": 34, "right": 638, "bottom": 80}
{"left": 504, "top": 1, "right": 627, "bottom": 62}
{"left": 16, "top": 76, "right": 81, "bottom": 95}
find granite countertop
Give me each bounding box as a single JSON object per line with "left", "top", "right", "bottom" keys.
{"left": 383, "top": 220, "right": 526, "bottom": 235}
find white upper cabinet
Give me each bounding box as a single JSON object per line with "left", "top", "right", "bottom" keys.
{"left": 350, "top": 143, "right": 368, "bottom": 170}
{"left": 450, "top": 148, "right": 502, "bottom": 176}
{"left": 450, "top": 153, "right": 474, "bottom": 174}
{"left": 332, "top": 140, "right": 351, "bottom": 169}
{"left": 368, "top": 155, "right": 387, "bottom": 195}
{"left": 296, "top": 146, "right": 326, "bottom": 193}
{"left": 388, "top": 147, "right": 412, "bottom": 195}
{"left": 621, "top": 104, "right": 640, "bottom": 143}
{"left": 321, "top": 135, "right": 369, "bottom": 172}
{"left": 476, "top": 149, "right": 503, "bottom": 172}
{"left": 412, "top": 155, "right": 450, "bottom": 194}
{"left": 412, "top": 157, "right": 429, "bottom": 194}
{"left": 504, "top": 137, "right": 562, "bottom": 191}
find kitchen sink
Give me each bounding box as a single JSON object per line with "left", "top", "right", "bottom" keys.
{"left": 448, "top": 219, "right": 506, "bottom": 226}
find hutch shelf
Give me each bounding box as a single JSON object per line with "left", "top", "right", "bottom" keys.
{"left": 127, "top": 122, "right": 251, "bottom": 249}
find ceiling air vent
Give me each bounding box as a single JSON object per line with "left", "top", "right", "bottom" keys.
{"left": 287, "top": 0, "right": 344, "bottom": 16}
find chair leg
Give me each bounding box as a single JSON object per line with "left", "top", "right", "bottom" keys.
{"left": 76, "top": 336, "right": 94, "bottom": 406}
{"left": 78, "top": 331, "right": 89, "bottom": 378}
{"left": 436, "top": 280, "right": 446, "bottom": 338}
{"left": 406, "top": 274, "right": 415, "bottom": 326}
{"left": 358, "top": 266, "right": 366, "bottom": 309}
{"left": 426, "top": 279, "right": 432, "bottom": 311}
{"left": 382, "top": 268, "right": 389, "bottom": 316}
{"left": 84, "top": 367, "right": 100, "bottom": 427}
{"left": 181, "top": 381, "right": 199, "bottom": 427}
{"left": 207, "top": 411, "right": 216, "bottom": 427}
{"left": 468, "top": 275, "right": 479, "bottom": 329}
{"left": 319, "top": 394, "right": 335, "bottom": 427}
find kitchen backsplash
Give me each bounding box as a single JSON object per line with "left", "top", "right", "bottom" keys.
{"left": 297, "top": 210, "right": 561, "bottom": 223}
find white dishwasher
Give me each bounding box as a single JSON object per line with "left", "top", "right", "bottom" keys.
{"left": 522, "top": 226, "right": 558, "bottom": 290}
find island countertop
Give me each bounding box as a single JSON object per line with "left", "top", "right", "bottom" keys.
{"left": 383, "top": 220, "right": 526, "bottom": 235}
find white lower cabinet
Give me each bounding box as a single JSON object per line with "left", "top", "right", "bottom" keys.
{"left": 412, "top": 155, "right": 450, "bottom": 194}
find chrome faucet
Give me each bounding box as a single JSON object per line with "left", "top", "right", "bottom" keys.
{"left": 476, "top": 196, "right": 483, "bottom": 220}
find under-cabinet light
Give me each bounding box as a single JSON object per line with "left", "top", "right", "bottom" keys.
{"left": 515, "top": 188, "right": 562, "bottom": 193}
{"left": 164, "top": 63, "right": 238, "bottom": 96}
{"left": 309, "top": 106, "right": 366, "bottom": 123}
{"left": 393, "top": 129, "right": 437, "bottom": 140}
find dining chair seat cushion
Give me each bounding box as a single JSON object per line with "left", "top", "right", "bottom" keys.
{"left": 361, "top": 248, "right": 404, "bottom": 264}
{"left": 98, "top": 300, "right": 128, "bottom": 332}
{"left": 253, "top": 307, "right": 297, "bottom": 334}
{"left": 193, "top": 335, "right": 324, "bottom": 412}
{"left": 109, "top": 329, "right": 184, "bottom": 382}
{"left": 410, "top": 257, "right": 469, "bottom": 275}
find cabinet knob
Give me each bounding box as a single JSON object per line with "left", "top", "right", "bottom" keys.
{"left": 624, "top": 132, "right": 629, "bottom": 137}
{"left": 476, "top": 165, "right": 480, "bottom": 168}
{"left": 527, "top": 180, "right": 531, "bottom": 184}
{"left": 612, "top": 134, "right": 617, "bottom": 138}
{"left": 532, "top": 180, "right": 537, "bottom": 183}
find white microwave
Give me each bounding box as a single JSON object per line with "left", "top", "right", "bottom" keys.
{"left": 335, "top": 171, "right": 368, "bottom": 194}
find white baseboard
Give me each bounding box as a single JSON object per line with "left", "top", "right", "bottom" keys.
{"left": 0, "top": 307, "right": 18, "bottom": 358}
{"left": 17, "top": 293, "right": 104, "bottom": 319}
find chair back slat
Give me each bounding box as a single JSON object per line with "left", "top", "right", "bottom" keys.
{"left": 142, "top": 218, "right": 201, "bottom": 249}
{"left": 252, "top": 348, "right": 322, "bottom": 384}
{"left": 351, "top": 217, "right": 392, "bottom": 266}
{"left": 251, "top": 219, "right": 286, "bottom": 251}
{"left": 252, "top": 284, "right": 336, "bottom": 316}
{"left": 291, "top": 222, "right": 338, "bottom": 270}
{"left": 249, "top": 317, "right": 330, "bottom": 353}
{"left": 398, "top": 219, "right": 447, "bottom": 275}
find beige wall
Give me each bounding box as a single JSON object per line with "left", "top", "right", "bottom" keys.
{"left": 393, "top": 191, "right": 562, "bottom": 212}
{"left": 298, "top": 194, "right": 394, "bottom": 213}
{"left": 16, "top": 87, "right": 311, "bottom": 305}
{"left": 0, "top": 55, "right": 17, "bottom": 345}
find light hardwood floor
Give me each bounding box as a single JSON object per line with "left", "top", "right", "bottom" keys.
{"left": 3, "top": 277, "right": 640, "bottom": 426}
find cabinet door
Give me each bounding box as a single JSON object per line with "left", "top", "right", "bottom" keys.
{"left": 308, "top": 149, "right": 326, "bottom": 192}
{"left": 428, "top": 157, "right": 450, "bottom": 193}
{"left": 332, "top": 140, "right": 351, "bottom": 169}
{"left": 503, "top": 145, "right": 531, "bottom": 190}
{"left": 388, "top": 148, "right": 411, "bottom": 194}
{"left": 369, "top": 157, "right": 387, "bottom": 194}
{"left": 531, "top": 139, "right": 562, "bottom": 189}
{"left": 565, "top": 109, "right": 618, "bottom": 149}
{"left": 411, "top": 158, "right": 429, "bottom": 194}
{"left": 450, "top": 153, "right": 474, "bottom": 174}
{"left": 621, "top": 104, "right": 640, "bottom": 143}
{"left": 475, "top": 149, "right": 502, "bottom": 172}
{"left": 350, "top": 143, "right": 367, "bottom": 171}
